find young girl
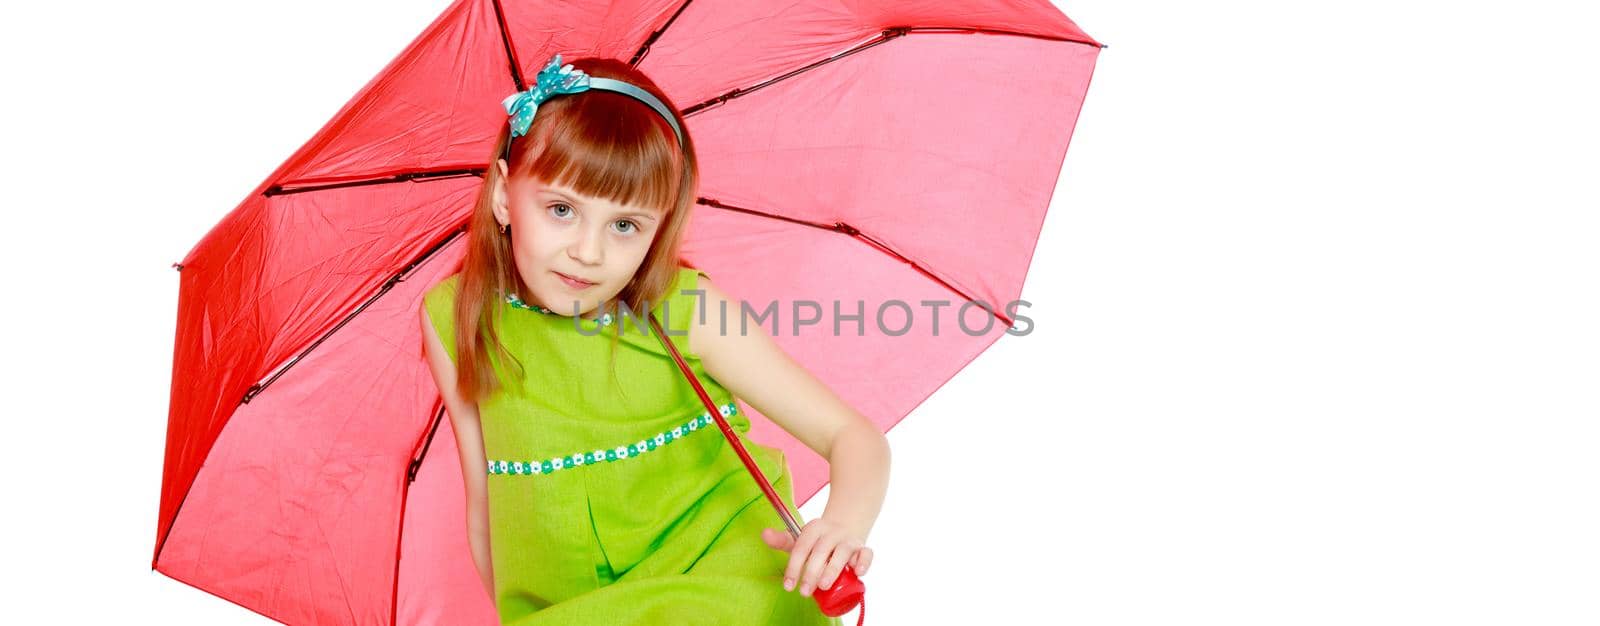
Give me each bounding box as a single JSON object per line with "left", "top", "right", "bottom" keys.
{"left": 418, "top": 55, "right": 890, "bottom": 624}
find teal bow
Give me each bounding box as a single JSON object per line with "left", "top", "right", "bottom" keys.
{"left": 501, "top": 54, "right": 592, "bottom": 138}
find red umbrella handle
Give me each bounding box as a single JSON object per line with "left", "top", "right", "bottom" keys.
{"left": 648, "top": 312, "right": 866, "bottom": 624}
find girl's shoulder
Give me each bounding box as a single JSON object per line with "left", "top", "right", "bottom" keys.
{"left": 422, "top": 273, "right": 462, "bottom": 316}
{"left": 423, "top": 271, "right": 462, "bottom": 306}
{"left": 421, "top": 273, "right": 463, "bottom": 356}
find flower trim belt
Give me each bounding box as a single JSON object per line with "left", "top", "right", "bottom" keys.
{"left": 487, "top": 402, "right": 739, "bottom": 476}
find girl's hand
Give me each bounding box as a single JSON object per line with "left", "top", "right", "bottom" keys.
{"left": 761, "top": 517, "right": 873, "bottom": 597}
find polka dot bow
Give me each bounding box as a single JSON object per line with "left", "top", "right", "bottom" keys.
{"left": 501, "top": 54, "right": 592, "bottom": 138}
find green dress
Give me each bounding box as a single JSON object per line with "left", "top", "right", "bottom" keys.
{"left": 424, "top": 266, "right": 842, "bottom": 626}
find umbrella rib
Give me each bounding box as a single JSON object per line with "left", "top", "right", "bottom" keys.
{"left": 265, "top": 166, "right": 485, "bottom": 196}
{"left": 392, "top": 400, "right": 445, "bottom": 626}
{"left": 407, "top": 402, "right": 447, "bottom": 484}
{"left": 629, "top": 0, "right": 698, "bottom": 68}
{"left": 681, "top": 26, "right": 1102, "bottom": 117}
{"left": 240, "top": 223, "right": 468, "bottom": 404}
{"left": 490, "top": 0, "right": 526, "bottom": 91}
{"left": 391, "top": 475, "right": 408, "bottom": 626}
{"left": 895, "top": 25, "right": 1103, "bottom": 47}
{"left": 698, "top": 197, "right": 1016, "bottom": 328}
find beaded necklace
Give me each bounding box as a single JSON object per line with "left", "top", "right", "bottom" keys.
{"left": 504, "top": 290, "right": 615, "bottom": 327}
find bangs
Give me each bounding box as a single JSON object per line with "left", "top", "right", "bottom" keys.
{"left": 510, "top": 93, "right": 684, "bottom": 217}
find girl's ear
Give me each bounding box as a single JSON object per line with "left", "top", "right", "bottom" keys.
{"left": 492, "top": 159, "right": 511, "bottom": 225}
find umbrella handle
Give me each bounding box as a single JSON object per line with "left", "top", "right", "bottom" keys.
{"left": 647, "top": 312, "right": 866, "bottom": 624}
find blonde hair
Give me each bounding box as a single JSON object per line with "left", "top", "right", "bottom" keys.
{"left": 448, "top": 56, "right": 699, "bottom": 404}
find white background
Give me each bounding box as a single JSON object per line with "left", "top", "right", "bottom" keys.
{"left": 4, "top": 0, "right": 1597, "bottom": 624}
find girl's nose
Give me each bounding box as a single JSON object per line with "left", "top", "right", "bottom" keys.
{"left": 568, "top": 225, "right": 604, "bottom": 265}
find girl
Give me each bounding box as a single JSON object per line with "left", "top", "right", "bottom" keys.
{"left": 418, "top": 55, "right": 890, "bottom": 624}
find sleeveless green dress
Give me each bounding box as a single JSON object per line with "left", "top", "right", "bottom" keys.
{"left": 424, "top": 266, "right": 842, "bottom": 626}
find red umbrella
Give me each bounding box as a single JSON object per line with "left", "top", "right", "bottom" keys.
{"left": 154, "top": 0, "right": 1102, "bottom": 623}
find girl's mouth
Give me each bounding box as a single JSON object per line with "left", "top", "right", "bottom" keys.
{"left": 554, "top": 271, "right": 597, "bottom": 290}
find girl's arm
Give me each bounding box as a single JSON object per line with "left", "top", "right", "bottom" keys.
{"left": 689, "top": 277, "right": 891, "bottom": 592}
{"left": 420, "top": 307, "right": 496, "bottom": 603}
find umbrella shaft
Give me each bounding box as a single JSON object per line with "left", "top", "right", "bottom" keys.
{"left": 648, "top": 313, "right": 803, "bottom": 539}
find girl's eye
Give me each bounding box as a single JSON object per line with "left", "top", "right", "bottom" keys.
{"left": 549, "top": 203, "right": 574, "bottom": 218}
{"left": 614, "top": 220, "right": 639, "bottom": 235}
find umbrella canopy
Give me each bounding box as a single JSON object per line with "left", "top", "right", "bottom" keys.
{"left": 154, "top": 0, "right": 1102, "bottom": 622}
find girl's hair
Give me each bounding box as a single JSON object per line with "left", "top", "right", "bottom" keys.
{"left": 448, "top": 56, "right": 699, "bottom": 404}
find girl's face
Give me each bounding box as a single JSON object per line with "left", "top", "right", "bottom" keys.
{"left": 493, "top": 159, "right": 664, "bottom": 320}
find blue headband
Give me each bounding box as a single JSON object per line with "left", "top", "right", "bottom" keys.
{"left": 500, "top": 54, "right": 686, "bottom": 160}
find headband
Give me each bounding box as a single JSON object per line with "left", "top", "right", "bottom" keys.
{"left": 500, "top": 54, "right": 686, "bottom": 162}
